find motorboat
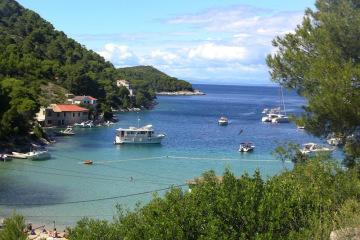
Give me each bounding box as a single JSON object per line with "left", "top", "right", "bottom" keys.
{"left": 11, "top": 150, "right": 51, "bottom": 160}
{"left": 11, "top": 152, "right": 28, "bottom": 159}
{"left": 74, "top": 120, "right": 94, "bottom": 128}
{"left": 262, "top": 113, "right": 280, "bottom": 123}
{"left": 300, "top": 143, "right": 334, "bottom": 155}
{"left": 114, "top": 125, "right": 166, "bottom": 144}
{"left": 327, "top": 137, "right": 343, "bottom": 146}
{"left": 83, "top": 160, "right": 93, "bottom": 165}
{"left": 271, "top": 114, "right": 289, "bottom": 123}
{"left": 56, "top": 127, "right": 75, "bottom": 136}
{"left": 218, "top": 117, "right": 229, "bottom": 126}
{"left": 0, "top": 154, "right": 9, "bottom": 162}
{"left": 239, "top": 142, "right": 255, "bottom": 152}
{"left": 26, "top": 150, "right": 51, "bottom": 160}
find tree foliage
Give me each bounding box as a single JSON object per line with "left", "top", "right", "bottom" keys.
{"left": 266, "top": 0, "right": 360, "bottom": 165}
{"left": 0, "top": 213, "right": 27, "bottom": 240}
{"left": 69, "top": 158, "right": 360, "bottom": 240}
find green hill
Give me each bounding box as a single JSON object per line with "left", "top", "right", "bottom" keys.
{"left": 116, "top": 65, "right": 193, "bottom": 92}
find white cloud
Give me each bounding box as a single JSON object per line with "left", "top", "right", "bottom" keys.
{"left": 150, "top": 50, "right": 178, "bottom": 64}
{"left": 96, "top": 5, "right": 305, "bottom": 84}
{"left": 187, "top": 43, "right": 247, "bottom": 61}
{"left": 97, "top": 43, "right": 140, "bottom": 67}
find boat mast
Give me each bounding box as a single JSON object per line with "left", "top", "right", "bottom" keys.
{"left": 137, "top": 113, "right": 140, "bottom": 128}
{"left": 280, "top": 86, "right": 287, "bottom": 116}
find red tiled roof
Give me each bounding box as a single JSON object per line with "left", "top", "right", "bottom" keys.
{"left": 72, "top": 96, "right": 97, "bottom": 101}
{"left": 53, "top": 104, "right": 89, "bottom": 112}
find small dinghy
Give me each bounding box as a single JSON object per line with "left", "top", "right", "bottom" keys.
{"left": 83, "top": 160, "right": 93, "bottom": 165}
{"left": 56, "top": 127, "right": 75, "bottom": 136}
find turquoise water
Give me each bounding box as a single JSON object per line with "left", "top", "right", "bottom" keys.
{"left": 0, "top": 84, "right": 339, "bottom": 228}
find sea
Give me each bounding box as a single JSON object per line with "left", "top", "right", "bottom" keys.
{"left": 0, "top": 84, "right": 342, "bottom": 228}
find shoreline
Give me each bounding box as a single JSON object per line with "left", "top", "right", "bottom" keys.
{"left": 156, "top": 89, "right": 205, "bottom": 96}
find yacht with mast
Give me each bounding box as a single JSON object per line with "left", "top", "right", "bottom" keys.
{"left": 261, "top": 87, "right": 289, "bottom": 123}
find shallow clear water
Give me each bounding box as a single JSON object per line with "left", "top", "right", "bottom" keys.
{"left": 0, "top": 84, "right": 340, "bottom": 228}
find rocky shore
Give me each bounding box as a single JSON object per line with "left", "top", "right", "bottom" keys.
{"left": 156, "top": 89, "right": 205, "bottom": 96}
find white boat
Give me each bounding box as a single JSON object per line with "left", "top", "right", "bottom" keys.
{"left": 26, "top": 150, "right": 51, "bottom": 160}
{"left": 56, "top": 127, "right": 75, "bottom": 136}
{"left": 262, "top": 87, "right": 289, "bottom": 123}
{"left": 261, "top": 113, "right": 280, "bottom": 123}
{"left": 11, "top": 150, "right": 51, "bottom": 160}
{"left": 300, "top": 143, "right": 334, "bottom": 155}
{"left": 271, "top": 114, "right": 289, "bottom": 123}
{"left": 114, "top": 125, "right": 166, "bottom": 144}
{"left": 239, "top": 142, "right": 255, "bottom": 152}
{"left": 11, "top": 152, "right": 28, "bottom": 159}
{"left": 218, "top": 117, "right": 229, "bottom": 126}
{"left": 327, "top": 137, "right": 343, "bottom": 146}
{"left": 74, "top": 120, "right": 93, "bottom": 128}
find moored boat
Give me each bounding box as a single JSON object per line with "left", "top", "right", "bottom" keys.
{"left": 218, "top": 116, "right": 229, "bottom": 126}
{"left": 300, "top": 143, "right": 334, "bottom": 155}
{"left": 239, "top": 142, "right": 255, "bottom": 152}
{"left": 56, "top": 127, "right": 75, "bottom": 136}
{"left": 114, "top": 125, "right": 166, "bottom": 144}
{"left": 26, "top": 150, "right": 51, "bottom": 160}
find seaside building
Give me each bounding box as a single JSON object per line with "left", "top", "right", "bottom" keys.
{"left": 116, "top": 79, "right": 134, "bottom": 96}
{"left": 36, "top": 104, "right": 89, "bottom": 127}
{"left": 68, "top": 95, "right": 98, "bottom": 106}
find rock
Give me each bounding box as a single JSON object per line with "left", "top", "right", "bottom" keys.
{"left": 330, "top": 227, "right": 360, "bottom": 240}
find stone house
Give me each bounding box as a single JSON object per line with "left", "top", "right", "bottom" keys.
{"left": 36, "top": 104, "right": 89, "bottom": 127}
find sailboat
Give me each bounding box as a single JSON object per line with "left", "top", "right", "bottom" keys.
{"left": 262, "top": 87, "right": 289, "bottom": 123}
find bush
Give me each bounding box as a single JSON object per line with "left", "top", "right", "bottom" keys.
{"left": 0, "top": 213, "right": 27, "bottom": 240}
{"left": 69, "top": 157, "right": 360, "bottom": 239}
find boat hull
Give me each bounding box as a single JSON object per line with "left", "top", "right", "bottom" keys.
{"left": 114, "top": 135, "right": 165, "bottom": 144}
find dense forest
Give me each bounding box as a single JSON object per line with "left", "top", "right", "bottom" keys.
{"left": 0, "top": 0, "right": 192, "bottom": 140}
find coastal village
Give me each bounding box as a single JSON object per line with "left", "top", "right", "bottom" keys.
{"left": 1, "top": 0, "right": 360, "bottom": 239}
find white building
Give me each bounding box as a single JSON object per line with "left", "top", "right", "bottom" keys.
{"left": 116, "top": 79, "right": 134, "bottom": 96}
{"left": 68, "top": 95, "right": 98, "bottom": 106}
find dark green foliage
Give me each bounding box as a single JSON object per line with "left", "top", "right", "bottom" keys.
{"left": 266, "top": 0, "right": 360, "bottom": 165}
{"left": 0, "top": 213, "right": 27, "bottom": 240}
{"left": 69, "top": 158, "right": 360, "bottom": 239}
{"left": 0, "top": 78, "right": 39, "bottom": 139}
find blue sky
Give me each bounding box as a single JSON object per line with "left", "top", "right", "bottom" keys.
{"left": 18, "top": 0, "right": 315, "bottom": 85}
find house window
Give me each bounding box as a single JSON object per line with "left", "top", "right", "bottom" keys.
{"left": 57, "top": 120, "right": 61, "bottom": 125}
{"left": 64, "top": 112, "right": 66, "bottom": 117}
{"left": 47, "top": 120, "right": 52, "bottom": 124}
{"left": 78, "top": 112, "right": 80, "bottom": 117}
{"left": 61, "top": 120, "right": 65, "bottom": 125}
{"left": 73, "top": 113, "right": 75, "bottom": 117}
{"left": 47, "top": 111, "right": 52, "bottom": 117}
{"left": 57, "top": 113, "right": 60, "bottom": 117}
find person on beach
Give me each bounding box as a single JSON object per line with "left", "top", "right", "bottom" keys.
{"left": 53, "top": 228, "right": 58, "bottom": 238}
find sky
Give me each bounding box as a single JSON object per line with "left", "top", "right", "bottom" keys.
{"left": 17, "top": 0, "right": 315, "bottom": 85}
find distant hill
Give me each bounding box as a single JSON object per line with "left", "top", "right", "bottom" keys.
{"left": 116, "top": 66, "right": 193, "bottom": 92}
